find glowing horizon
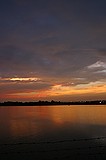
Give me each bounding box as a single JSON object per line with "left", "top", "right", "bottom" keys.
{"left": 0, "top": 76, "right": 106, "bottom": 102}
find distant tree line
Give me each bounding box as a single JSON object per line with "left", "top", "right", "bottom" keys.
{"left": 0, "top": 100, "right": 106, "bottom": 106}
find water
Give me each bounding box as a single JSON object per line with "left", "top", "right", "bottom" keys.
{"left": 0, "top": 105, "right": 106, "bottom": 159}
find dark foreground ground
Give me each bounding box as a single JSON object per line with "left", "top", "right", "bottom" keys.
{"left": 0, "top": 137, "right": 106, "bottom": 160}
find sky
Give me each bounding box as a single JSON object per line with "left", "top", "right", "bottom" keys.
{"left": 0, "top": 0, "right": 106, "bottom": 102}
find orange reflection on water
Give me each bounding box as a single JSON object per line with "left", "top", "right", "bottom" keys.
{"left": 48, "top": 105, "right": 106, "bottom": 125}
{"left": 0, "top": 105, "right": 106, "bottom": 139}
{"left": 48, "top": 107, "right": 78, "bottom": 125}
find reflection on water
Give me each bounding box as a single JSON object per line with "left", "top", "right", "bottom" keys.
{"left": 0, "top": 105, "right": 106, "bottom": 159}
{"left": 0, "top": 105, "right": 106, "bottom": 141}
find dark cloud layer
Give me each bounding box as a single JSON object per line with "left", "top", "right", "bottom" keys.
{"left": 0, "top": 0, "right": 106, "bottom": 101}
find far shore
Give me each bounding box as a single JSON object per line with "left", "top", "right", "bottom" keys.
{"left": 0, "top": 100, "right": 106, "bottom": 106}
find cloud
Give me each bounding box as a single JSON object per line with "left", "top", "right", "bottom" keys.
{"left": 0, "top": 80, "right": 52, "bottom": 95}
{"left": 87, "top": 61, "right": 106, "bottom": 69}
{"left": 0, "top": 44, "right": 105, "bottom": 82}
{"left": 0, "top": 77, "right": 41, "bottom": 83}
{"left": 97, "top": 49, "right": 106, "bottom": 57}
{"left": 0, "top": 0, "right": 106, "bottom": 101}
{"left": 95, "top": 70, "right": 106, "bottom": 74}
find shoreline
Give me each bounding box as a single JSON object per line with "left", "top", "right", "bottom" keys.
{"left": 0, "top": 100, "right": 106, "bottom": 106}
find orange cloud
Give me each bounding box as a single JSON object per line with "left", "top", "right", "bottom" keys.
{"left": 47, "top": 81, "right": 106, "bottom": 97}
{"left": 0, "top": 77, "right": 106, "bottom": 101}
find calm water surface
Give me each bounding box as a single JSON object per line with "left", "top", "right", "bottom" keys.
{"left": 0, "top": 105, "right": 106, "bottom": 159}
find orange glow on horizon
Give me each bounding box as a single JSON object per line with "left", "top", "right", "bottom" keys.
{"left": 0, "top": 75, "right": 106, "bottom": 101}
{"left": 48, "top": 81, "right": 106, "bottom": 97}
{"left": 0, "top": 80, "right": 106, "bottom": 101}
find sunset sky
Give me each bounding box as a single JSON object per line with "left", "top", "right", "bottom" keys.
{"left": 0, "top": 0, "right": 106, "bottom": 102}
